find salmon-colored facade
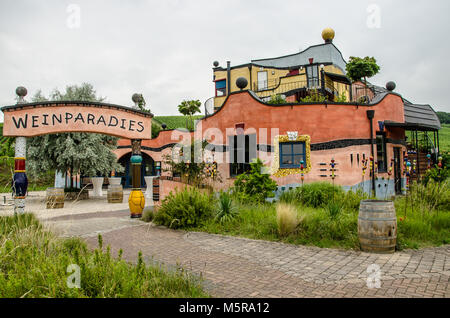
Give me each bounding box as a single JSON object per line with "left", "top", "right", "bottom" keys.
{"left": 114, "top": 90, "right": 409, "bottom": 197}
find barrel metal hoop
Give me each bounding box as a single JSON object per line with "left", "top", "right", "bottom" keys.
{"left": 360, "top": 242, "right": 396, "bottom": 248}
{"left": 359, "top": 235, "right": 397, "bottom": 240}
{"left": 359, "top": 209, "right": 394, "bottom": 213}
{"left": 358, "top": 217, "right": 397, "bottom": 221}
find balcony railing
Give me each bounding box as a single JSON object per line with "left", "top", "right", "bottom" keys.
{"left": 253, "top": 79, "right": 338, "bottom": 100}
{"left": 204, "top": 96, "right": 215, "bottom": 117}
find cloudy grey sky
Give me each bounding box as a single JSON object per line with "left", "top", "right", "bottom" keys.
{"left": 1, "top": 0, "right": 449, "bottom": 121}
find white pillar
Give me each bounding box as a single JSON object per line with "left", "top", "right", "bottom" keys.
{"left": 55, "top": 170, "right": 65, "bottom": 188}
{"left": 91, "top": 177, "right": 104, "bottom": 197}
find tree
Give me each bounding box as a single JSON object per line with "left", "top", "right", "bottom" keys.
{"left": 345, "top": 56, "right": 381, "bottom": 84}
{"left": 162, "top": 139, "right": 221, "bottom": 187}
{"left": 177, "top": 100, "right": 201, "bottom": 131}
{"left": 436, "top": 111, "right": 450, "bottom": 124}
{"left": 27, "top": 83, "right": 124, "bottom": 189}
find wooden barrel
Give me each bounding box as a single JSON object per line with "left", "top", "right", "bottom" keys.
{"left": 46, "top": 188, "right": 64, "bottom": 209}
{"left": 107, "top": 184, "right": 123, "bottom": 203}
{"left": 358, "top": 200, "right": 397, "bottom": 253}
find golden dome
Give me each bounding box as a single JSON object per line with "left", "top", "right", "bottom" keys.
{"left": 322, "top": 28, "right": 335, "bottom": 42}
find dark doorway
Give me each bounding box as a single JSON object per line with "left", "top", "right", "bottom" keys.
{"left": 229, "top": 134, "right": 257, "bottom": 177}
{"left": 393, "top": 147, "right": 402, "bottom": 195}
{"left": 117, "top": 152, "right": 155, "bottom": 188}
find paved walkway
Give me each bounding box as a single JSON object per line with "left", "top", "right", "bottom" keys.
{"left": 40, "top": 210, "right": 449, "bottom": 298}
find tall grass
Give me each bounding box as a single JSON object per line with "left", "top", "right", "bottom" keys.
{"left": 279, "top": 183, "right": 369, "bottom": 212}
{"left": 194, "top": 203, "right": 360, "bottom": 249}
{"left": 395, "top": 196, "right": 450, "bottom": 249}
{"left": 0, "top": 214, "right": 208, "bottom": 298}
{"left": 276, "top": 203, "right": 301, "bottom": 237}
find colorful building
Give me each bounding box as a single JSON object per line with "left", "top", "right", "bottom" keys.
{"left": 208, "top": 28, "right": 351, "bottom": 112}
{"left": 114, "top": 28, "right": 442, "bottom": 199}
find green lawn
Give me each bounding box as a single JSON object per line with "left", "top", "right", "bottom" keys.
{"left": 440, "top": 124, "right": 450, "bottom": 153}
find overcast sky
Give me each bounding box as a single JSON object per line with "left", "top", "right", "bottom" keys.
{"left": 1, "top": 0, "right": 449, "bottom": 121}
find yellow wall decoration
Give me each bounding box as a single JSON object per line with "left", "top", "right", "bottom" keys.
{"left": 271, "top": 134, "right": 311, "bottom": 177}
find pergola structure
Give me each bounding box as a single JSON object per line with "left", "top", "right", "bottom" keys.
{"left": 385, "top": 101, "right": 441, "bottom": 180}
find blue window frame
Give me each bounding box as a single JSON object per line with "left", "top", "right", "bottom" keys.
{"left": 215, "top": 79, "right": 226, "bottom": 97}
{"left": 279, "top": 142, "right": 306, "bottom": 169}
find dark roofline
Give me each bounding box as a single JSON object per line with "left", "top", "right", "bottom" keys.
{"left": 251, "top": 42, "right": 346, "bottom": 64}
{"left": 200, "top": 90, "right": 403, "bottom": 123}
{"left": 213, "top": 42, "right": 347, "bottom": 72}
{"left": 1, "top": 100, "right": 154, "bottom": 118}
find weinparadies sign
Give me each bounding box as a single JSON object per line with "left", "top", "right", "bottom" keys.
{"left": 1, "top": 101, "right": 153, "bottom": 139}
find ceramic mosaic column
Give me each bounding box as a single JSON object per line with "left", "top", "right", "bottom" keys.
{"left": 13, "top": 137, "right": 28, "bottom": 214}
{"left": 128, "top": 139, "right": 145, "bottom": 218}
{"left": 13, "top": 87, "right": 28, "bottom": 214}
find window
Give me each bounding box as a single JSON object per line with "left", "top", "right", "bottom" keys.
{"left": 306, "top": 65, "right": 319, "bottom": 88}
{"left": 215, "top": 79, "right": 226, "bottom": 97}
{"left": 279, "top": 142, "right": 306, "bottom": 169}
{"left": 229, "top": 134, "right": 257, "bottom": 177}
{"left": 376, "top": 132, "right": 387, "bottom": 173}
{"left": 257, "top": 71, "right": 268, "bottom": 91}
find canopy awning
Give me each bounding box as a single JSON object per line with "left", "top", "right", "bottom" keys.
{"left": 383, "top": 101, "right": 441, "bottom": 131}
{"left": 324, "top": 72, "right": 352, "bottom": 85}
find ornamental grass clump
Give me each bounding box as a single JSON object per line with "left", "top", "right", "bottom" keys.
{"left": 276, "top": 203, "right": 301, "bottom": 237}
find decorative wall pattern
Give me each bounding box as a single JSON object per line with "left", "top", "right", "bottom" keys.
{"left": 271, "top": 134, "right": 311, "bottom": 177}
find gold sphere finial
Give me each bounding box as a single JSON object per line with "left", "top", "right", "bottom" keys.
{"left": 322, "top": 28, "right": 335, "bottom": 43}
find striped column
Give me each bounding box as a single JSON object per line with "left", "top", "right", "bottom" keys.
{"left": 128, "top": 139, "right": 145, "bottom": 218}
{"left": 13, "top": 137, "right": 28, "bottom": 214}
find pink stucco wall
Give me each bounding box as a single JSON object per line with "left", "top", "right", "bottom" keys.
{"left": 115, "top": 91, "right": 407, "bottom": 189}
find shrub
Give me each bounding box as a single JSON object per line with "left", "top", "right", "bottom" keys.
{"left": 276, "top": 203, "right": 300, "bottom": 237}
{"left": 215, "top": 191, "right": 238, "bottom": 224}
{"left": 267, "top": 94, "right": 287, "bottom": 104}
{"left": 154, "top": 187, "right": 215, "bottom": 229}
{"left": 233, "top": 159, "right": 278, "bottom": 203}
{"left": 299, "top": 89, "right": 328, "bottom": 102}
{"left": 280, "top": 182, "right": 343, "bottom": 208}
{"left": 424, "top": 167, "right": 450, "bottom": 184}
